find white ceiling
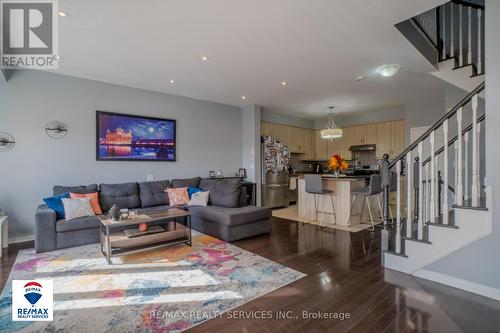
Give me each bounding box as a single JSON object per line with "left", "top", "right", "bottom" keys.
{"left": 53, "top": 0, "right": 448, "bottom": 118}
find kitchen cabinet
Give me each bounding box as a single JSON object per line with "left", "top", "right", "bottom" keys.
{"left": 261, "top": 122, "right": 315, "bottom": 156}
{"left": 262, "top": 120, "right": 405, "bottom": 161}
{"left": 315, "top": 120, "right": 405, "bottom": 160}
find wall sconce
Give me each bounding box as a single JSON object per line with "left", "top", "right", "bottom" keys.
{"left": 45, "top": 121, "right": 68, "bottom": 139}
{"left": 0, "top": 132, "right": 15, "bottom": 152}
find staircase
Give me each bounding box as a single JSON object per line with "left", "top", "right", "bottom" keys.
{"left": 396, "top": 0, "right": 485, "bottom": 91}
{"left": 379, "top": 82, "right": 491, "bottom": 275}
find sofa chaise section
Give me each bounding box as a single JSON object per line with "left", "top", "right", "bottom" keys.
{"left": 188, "top": 205, "right": 271, "bottom": 242}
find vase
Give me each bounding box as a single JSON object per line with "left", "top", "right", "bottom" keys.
{"left": 333, "top": 170, "right": 340, "bottom": 178}
{"left": 109, "top": 204, "right": 120, "bottom": 221}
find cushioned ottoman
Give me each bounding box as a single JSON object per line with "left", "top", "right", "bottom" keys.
{"left": 188, "top": 205, "right": 272, "bottom": 242}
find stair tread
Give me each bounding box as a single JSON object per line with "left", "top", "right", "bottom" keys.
{"left": 452, "top": 197, "right": 488, "bottom": 211}
{"left": 426, "top": 212, "right": 459, "bottom": 228}
{"left": 384, "top": 250, "right": 408, "bottom": 258}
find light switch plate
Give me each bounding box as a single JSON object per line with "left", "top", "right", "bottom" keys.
{"left": 146, "top": 174, "right": 154, "bottom": 181}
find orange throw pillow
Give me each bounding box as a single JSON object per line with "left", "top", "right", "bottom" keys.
{"left": 166, "top": 187, "right": 189, "bottom": 206}
{"left": 70, "top": 192, "right": 103, "bottom": 215}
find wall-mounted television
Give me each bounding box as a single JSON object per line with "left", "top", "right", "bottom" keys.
{"left": 96, "top": 111, "right": 176, "bottom": 161}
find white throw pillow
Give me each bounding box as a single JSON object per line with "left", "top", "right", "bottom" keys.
{"left": 62, "top": 197, "right": 95, "bottom": 220}
{"left": 188, "top": 191, "right": 210, "bottom": 207}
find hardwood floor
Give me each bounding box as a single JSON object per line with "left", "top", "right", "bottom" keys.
{"left": 2, "top": 219, "right": 500, "bottom": 333}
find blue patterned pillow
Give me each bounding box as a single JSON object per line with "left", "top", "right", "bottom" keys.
{"left": 187, "top": 186, "right": 206, "bottom": 199}
{"left": 43, "top": 192, "right": 70, "bottom": 220}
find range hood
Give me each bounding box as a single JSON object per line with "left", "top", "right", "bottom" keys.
{"left": 349, "top": 144, "right": 376, "bottom": 152}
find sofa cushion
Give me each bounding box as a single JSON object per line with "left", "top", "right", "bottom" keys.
{"left": 56, "top": 215, "right": 100, "bottom": 232}
{"left": 99, "top": 182, "right": 140, "bottom": 212}
{"left": 199, "top": 178, "right": 218, "bottom": 204}
{"left": 171, "top": 177, "right": 201, "bottom": 188}
{"left": 213, "top": 182, "right": 242, "bottom": 208}
{"left": 43, "top": 192, "right": 70, "bottom": 220}
{"left": 188, "top": 205, "right": 271, "bottom": 226}
{"left": 138, "top": 180, "right": 171, "bottom": 208}
{"left": 53, "top": 184, "right": 98, "bottom": 196}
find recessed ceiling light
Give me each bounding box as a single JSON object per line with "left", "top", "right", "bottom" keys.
{"left": 376, "top": 64, "right": 400, "bottom": 77}
{"left": 201, "top": 56, "right": 208, "bottom": 61}
{"left": 169, "top": 80, "right": 175, "bottom": 84}
{"left": 281, "top": 81, "right": 287, "bottom": 86}
{"left": 241, "top": 96, "right": 247, "bottom": 100}
{"left": 58, "top": 11, "right": 67, "bottom": 17}
{"left": 354, "top": 76, "right": 364, "bottom": 81}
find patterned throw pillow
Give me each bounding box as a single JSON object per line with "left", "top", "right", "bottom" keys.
{"left": 61, "top": 197, "right": 95, "bottom": 220}
{"left": 70, "top": 192, "right": 103, "bottom": 214}
{"left": 165, "top": 187, "right": 190, "bottom": 206}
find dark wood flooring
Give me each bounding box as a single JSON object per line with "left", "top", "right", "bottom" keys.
{"left": 2, "top": 218, "right": 500, "bottom": 333}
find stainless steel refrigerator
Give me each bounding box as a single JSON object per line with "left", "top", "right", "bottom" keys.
{"left": 261, "top": 136, "right": 290, "bottom": 208}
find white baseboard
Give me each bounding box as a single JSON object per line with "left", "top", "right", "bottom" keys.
{"left": 8, "top": 234, "right": 34, "bottom": 245}
{"left": 414, "top": 269, "right": 500, "bottom": 302}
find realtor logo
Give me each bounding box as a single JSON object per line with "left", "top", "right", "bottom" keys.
{"left": 12, "top": 280, "right": 53, "bottom": 321}
{"left": 0, "top": 0, "right": 58, "bottom": 69}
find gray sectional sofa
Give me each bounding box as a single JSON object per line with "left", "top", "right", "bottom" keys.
{"left": 35, "top": 177, "right": 271, "bottom": 253}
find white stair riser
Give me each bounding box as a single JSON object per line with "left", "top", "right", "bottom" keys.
{"left": 385, "top": 208, "right": 491, "bottom": 274}
{"left": 430, "top": 59, "right": 484, "bottom": 92}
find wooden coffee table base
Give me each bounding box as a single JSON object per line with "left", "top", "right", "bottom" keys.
{"left": 98, "top": 209, "right": 192, "bottom": 264}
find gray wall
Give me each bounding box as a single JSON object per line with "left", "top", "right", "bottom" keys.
{"left": 423, "top": 0, "right": 500, "bottom": 290}
{"left": 0, "top": 70, "right": 243, "bottom": 240}
{"left": 261, "top": 109, "right": 315, "bottom": 129}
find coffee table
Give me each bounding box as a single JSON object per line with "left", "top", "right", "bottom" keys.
{"left": 98, "top": 208, "right": 191, "bottom": 264}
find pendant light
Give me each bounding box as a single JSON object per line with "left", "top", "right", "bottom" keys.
{"left": 320, "top": 106, "right": 343, "bottom": 140}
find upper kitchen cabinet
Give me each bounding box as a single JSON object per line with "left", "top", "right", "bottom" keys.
{"left": 391, "top": 120, "right": 406, "bottom": 157}
{"left": 375, "top": 120, "right": 405, "bottom": 158}
{"left": 261, "top": 120, "right": 405, "bottom": 161}
{"left": 260, "top": 122, "right": 315, "bottom": 156}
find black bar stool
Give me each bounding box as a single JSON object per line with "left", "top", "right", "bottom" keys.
{"left": 304, "top": 174, "right": 337, "bottom": 228}
{"left": 348, "top": 174, "right": 383, "bottom": 230}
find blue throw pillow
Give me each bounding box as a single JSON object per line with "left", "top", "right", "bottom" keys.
{"left": 43, "top": 192, "right": 70, "bottom": 220}
{"left": 187, "top": 186, "right": 205, "bottom": 199}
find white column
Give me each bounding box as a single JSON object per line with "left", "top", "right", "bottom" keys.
{"left": 443, "top": 120, "right": 449, "bottom": 224}
{"left": 454, "top": 141, "right": 458, "bottom": 204}
{"left": 477, "top": 122, "right": 482, "bottom": 201}
{"left": 406, "top": 151, "right": 413, "bottom": 238}
{"left": 425, "top": 163, "right": 430, "bottom": 222}
{"left": 418, "top": 142, "right": 423, "bottom": 240}
{"left": 430, "top": 131, "right": 436, "bottom": 223}
{"left": 456, "top": 107, "right": 464, "bottom": 205}
{"left": 471, "top": 94, "right": 479, "bottom": 206}
{"left": 396, "top": 160, "right": 402, "bottom": 254}
{"left": 464, "top": 132, "right": 469, "bottom": 201}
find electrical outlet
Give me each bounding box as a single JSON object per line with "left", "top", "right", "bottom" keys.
{"left": 146, "top": 174, "right": 154, "bottom": 181}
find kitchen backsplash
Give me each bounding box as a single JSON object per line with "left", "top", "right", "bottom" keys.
{"left": 350, "top": 151, "right": 378, "bottom": 165}
{"left": 289, "top": 154, "right": 315, "bottom": 173}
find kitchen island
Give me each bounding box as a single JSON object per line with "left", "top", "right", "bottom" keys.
{"left": 297, "top": 175, "right": 367, "bottom": 226}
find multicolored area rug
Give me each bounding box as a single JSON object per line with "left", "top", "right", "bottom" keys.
{"left": 0, "top": 231, "right": 305, "bottom": 332}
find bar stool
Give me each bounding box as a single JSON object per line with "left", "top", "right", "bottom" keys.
{"left": 304, "top": 174, "right": 337, "bottom": 228}
{"left": 348, "top": 174, "right": 383, "bottom": 230}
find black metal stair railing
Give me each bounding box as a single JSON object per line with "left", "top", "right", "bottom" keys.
{"left": 401, "top": 0, "right": 485, "bottom": 75}
{"left": 380, "top": 82, "right": 485, "bottom": 261}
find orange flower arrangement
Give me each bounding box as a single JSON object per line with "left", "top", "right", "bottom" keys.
{"left": 328, "top": 154, "right": 348, "bottom": 172}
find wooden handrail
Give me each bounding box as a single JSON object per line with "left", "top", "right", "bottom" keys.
{"left": 389, "top": 81, "right": 485, "bottom": 169}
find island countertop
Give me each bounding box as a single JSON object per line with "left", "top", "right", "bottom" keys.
{"left": 297, "top": 177, "right": 366, "bottom": 226}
